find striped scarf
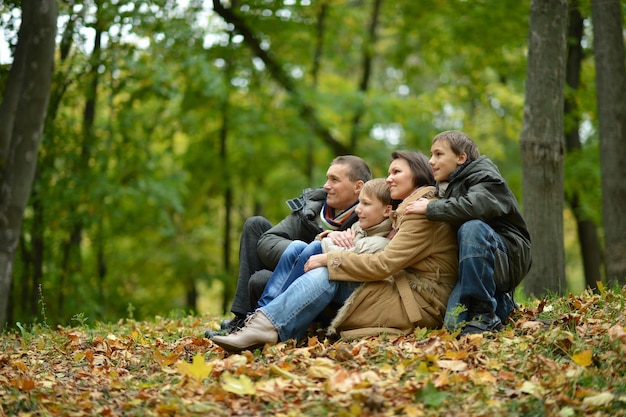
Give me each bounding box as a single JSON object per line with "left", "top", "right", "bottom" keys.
{"left": 320, "top": 201, "right": 358, "bottom": 231}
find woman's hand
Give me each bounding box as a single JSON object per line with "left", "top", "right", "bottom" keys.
{"left": 404, "top": 198, "right": 429, "bottom": 215}
{"left": 328, "top": 229, "right": 356, "bottom": 248}
{"left": 304, "top": 253, "right": 328, "bottom": 272}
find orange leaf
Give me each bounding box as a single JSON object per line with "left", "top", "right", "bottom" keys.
{"left": 11, "top": 376, "right": 35, "bottom": 391}
{"left": 154, "top": 350, "right": 179, "bottom": 367}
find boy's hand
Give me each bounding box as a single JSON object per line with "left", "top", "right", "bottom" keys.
{"left": 404, "top": 198, "right": 429, "bottom": 215}
{"left": 304, "top": 253, "right": 328, "bottom": 272}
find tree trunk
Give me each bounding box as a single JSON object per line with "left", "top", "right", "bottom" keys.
{"left": 591, "top": 0, "right": 626, "bottom": 286}
{"left": 0, "top": 0, "right": 58, "bottom": 329}
{"left": 564, "top": 1, "right": 603, "bottom": 291}
{"left": 520, "top": 0, "right": 568, "bottom": 297}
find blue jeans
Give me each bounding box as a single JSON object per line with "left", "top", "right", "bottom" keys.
{"left": 260, "top": 267, "right": 360, "bottom": 341}
{"left": 444, "top": 220, "right": 516, "bottom": 331}
{"left": 257, "top": 240, "right": 323, "bottom": 307}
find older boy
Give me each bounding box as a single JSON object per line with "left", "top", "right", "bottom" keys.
{"left": 406, "top": 131, "right": 532, "bottom": 336}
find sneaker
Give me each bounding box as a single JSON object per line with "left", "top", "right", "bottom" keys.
{"left": 204, "top": 315, "right": 246, "bottom": 339}
{"left": 460, "top": 312, "right": 502, "bottom": 337}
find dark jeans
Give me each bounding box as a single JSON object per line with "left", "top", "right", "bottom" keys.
{"left": 230, "top": 216, "right": 272, "bottom": 317}
{"left": 247, "top": 270, "right": 272, "bottom": 313}
{"left": 444, "top": 220, "right": 515, "bottom": 331}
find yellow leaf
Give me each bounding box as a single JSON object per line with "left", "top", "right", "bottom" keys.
{"left": 176, "top": 353, "right": 213, "bottom": 382}
{"left": 583, "top": 392, "right": 614, "bottom": 407}
{"left": 269, "top": 363, "right": 300, "bottom": 380}
{"left": 571, "top": 350, "right": 593, "bottom": 367}
{"left": 221, "top": 372, "right": 256, "bottom": 395}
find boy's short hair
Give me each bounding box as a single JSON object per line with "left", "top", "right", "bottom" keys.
{"left": 331, "top": 155, "right": 373, "bottom": 183}
{"left": 433, "top": 130, "right": 480, "bottom": 161}
{"left": 361, "top": 178, "right": 392, "bottom": 206}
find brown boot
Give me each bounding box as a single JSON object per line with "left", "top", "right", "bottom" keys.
{"left": 211, "top": 311, "right": 278, "bottom": 353}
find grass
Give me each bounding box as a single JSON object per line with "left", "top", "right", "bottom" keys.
{"left": 1, "top": 285, "right": 625, "bottom": 416}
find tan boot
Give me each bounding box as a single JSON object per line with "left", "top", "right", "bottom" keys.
{"left": 211, "top": 311, "right": 278, "bottom": 353}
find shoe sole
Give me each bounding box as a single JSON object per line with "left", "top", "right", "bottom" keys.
{"left": 212, "top": 338, "right": 265, "bottom": 353}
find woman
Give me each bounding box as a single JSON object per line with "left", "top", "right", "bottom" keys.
{"left": 212, "top": 151, "right": 458, "bottom": 352}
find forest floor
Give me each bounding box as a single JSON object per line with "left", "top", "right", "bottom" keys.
{"left": 1, "top": 285, "right": 625, "bottom": 417}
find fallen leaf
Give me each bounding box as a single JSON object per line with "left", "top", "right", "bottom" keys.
{"left": 570, "top": 350, "right": 593, "bottom": 367}
{"left": 608, "top": 324, "right": 626, "bottom": 341}
{"left": 519, "top": 381, "right": 545, "bottom": 398}
{"left": 326, "top": 368, "right": 362, "bottom": 393}
{"left": 176, "top": 353, "right": 213, "bottom": 382}
{"left": 583, "top": 392, "right": 614, "bottom": 407}
{"left": 154, "top": 349, "right": 179, "bottom": 367}
{"left": 306, "top": 357, "right": 335, "bottom": 379}
{"left": 269, "top": 363, "right": 300, "bottom": 380}
{"left": 435, "top": 359, "right": 467, "bottom": 372}
{"left": 11, "top": 376, "right": 35, "bottom": 391}
{"left": 221, "top": 371, "right": 255, "bottom": 395}
{"left": 415, "top": 381, "right": 450, "bottom": 407}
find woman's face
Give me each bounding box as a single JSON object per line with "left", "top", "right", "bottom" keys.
{"left": 386, "top": 158, "right": 415, "bottom": 200}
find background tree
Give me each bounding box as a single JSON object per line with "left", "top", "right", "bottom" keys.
{"left": 591, "top": 0, "right": 626, "bottom": 285}
{"left": 0, "top": 0, "right": 58, "bottom": 329}
{"left": 564, "top": 0, "right": 603, "bottom": 291}
{"left": 520, "top": 0, "right": 569, "bottom": 297}
{"left": 1, "top": 0, "right": 618, "bottom": 327}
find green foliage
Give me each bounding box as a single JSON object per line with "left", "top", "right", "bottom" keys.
{"left": 2, "top": 0, "right": 603, "bottom": 326}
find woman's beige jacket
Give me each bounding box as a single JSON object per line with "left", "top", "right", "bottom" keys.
{"left": 326, "top": 186, "right": 458, "bottom": 338}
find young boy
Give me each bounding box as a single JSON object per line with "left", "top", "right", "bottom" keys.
{"left": 406, "top": 131, "right": 532, "bottom": 336}
{"left": 255, "top": 177, "right": 394, "bottom": 310}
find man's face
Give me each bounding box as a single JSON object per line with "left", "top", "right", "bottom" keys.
{"left": 429, "top": 139, "right": 467, "bottom": 182}
{"left": 323, "top": 163, "right": 363, "bottom": 210}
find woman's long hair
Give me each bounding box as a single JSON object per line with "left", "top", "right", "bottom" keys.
{"left": 390, "top": 150, "right": 435, "bottom": 188}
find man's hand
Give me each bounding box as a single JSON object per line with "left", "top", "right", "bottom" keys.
{"left": 328, "top": 229, "right": 356, "bottom": 248}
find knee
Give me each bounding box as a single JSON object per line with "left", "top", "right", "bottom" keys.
{"left": 458, "top": 220, "right": 485, "bottom": 237}
{"left": 457, "top": 220, "right": 493, "bottom": 245}
{"left": 243, "top": 216, "right": 273, "bottom": 236}
{"left": 287, "top": 240, "right": 308, "bottom": 253}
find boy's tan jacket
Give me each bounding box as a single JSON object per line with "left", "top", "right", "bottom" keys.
{"left": 326, "top": 186, "right": 459, "bottom": 338}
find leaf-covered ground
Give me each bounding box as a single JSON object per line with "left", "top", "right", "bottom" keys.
{"left": 1, "top": 286, "right": 625, "bottom": 417}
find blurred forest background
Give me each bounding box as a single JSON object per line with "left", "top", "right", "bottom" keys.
{"left": 0, "top": 0, "right": 624, "bottom": 328}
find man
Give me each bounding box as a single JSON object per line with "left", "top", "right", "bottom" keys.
{"left": 206, "top": 155, "right": 372, "bottom": 337}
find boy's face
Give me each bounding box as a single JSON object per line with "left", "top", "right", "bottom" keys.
{"left": 429, "top": 139, "right": 467, "bottom": 182}
{"left": 355, "top": 190, "right": 391, "bottom": 230}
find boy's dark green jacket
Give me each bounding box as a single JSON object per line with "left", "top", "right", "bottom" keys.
{"left": 426, "top": 155, "right": 532, "bottom": 290}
